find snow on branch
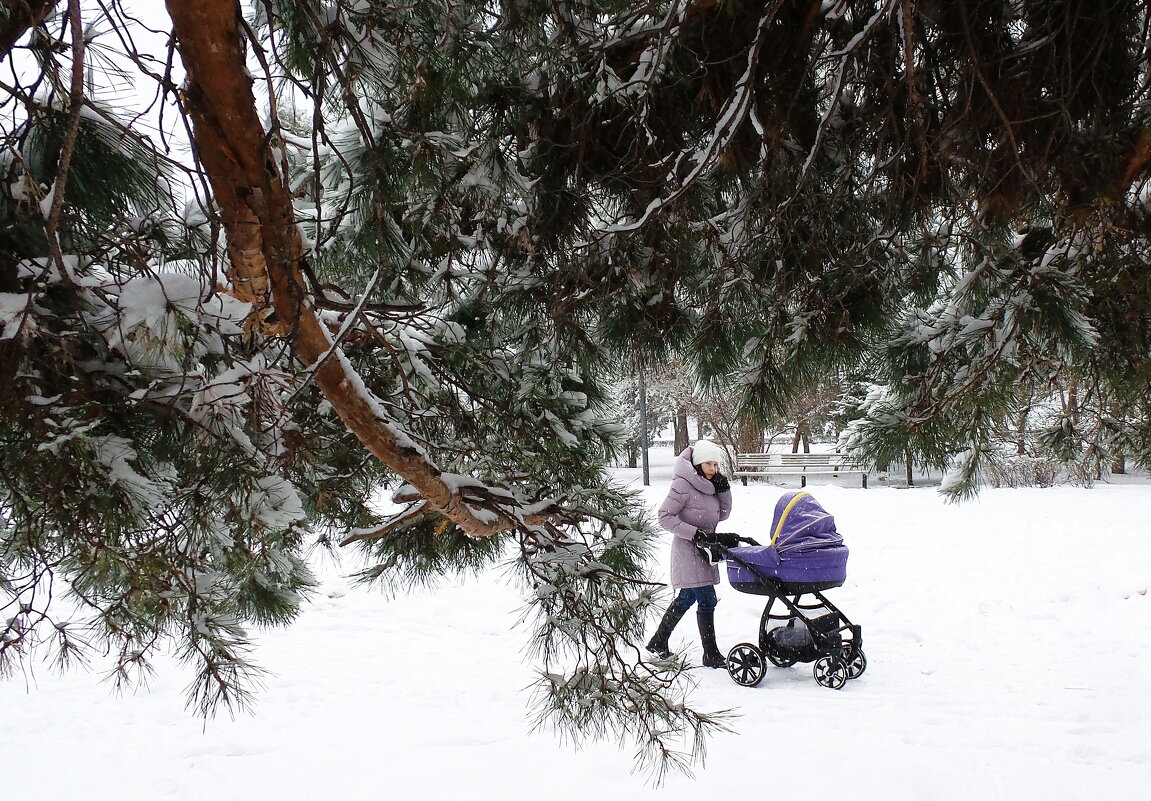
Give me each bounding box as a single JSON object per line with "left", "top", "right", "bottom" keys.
{"left": 166, "top": 0, "right": 568, "bottom": 539}
{"left": 581, "top": 1, "right": 784, "bottom": 244}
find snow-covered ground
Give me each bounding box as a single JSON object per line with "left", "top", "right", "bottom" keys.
{"left": 4, "top": 448, "right": 1150, "bottom": 800}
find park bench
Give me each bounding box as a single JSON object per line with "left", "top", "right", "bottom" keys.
{"left": 733, "top": 452, "right": 868, "bottom": 488}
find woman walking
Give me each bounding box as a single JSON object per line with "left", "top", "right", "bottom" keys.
{"left": 646, "top": 439, "right": 737, "bottom": 667}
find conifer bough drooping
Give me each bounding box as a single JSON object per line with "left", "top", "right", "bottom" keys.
{"left": 2, "top": 0, "right": 1150, "bottom": 779}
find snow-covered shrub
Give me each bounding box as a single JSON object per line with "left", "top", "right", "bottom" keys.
{"left": 986, "top": 455, "right": 1061, "bottom": 488}
{"left": 1062, "top": 458, "right": 1098, "bottom": 488}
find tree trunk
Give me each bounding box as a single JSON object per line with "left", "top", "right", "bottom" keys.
{"left": 791, "top": 420, "right": 810, "bottom": 453}
{"left": 1065, "top": 377, "right": 1079, "bottom": 423}
{"left": 674, "top": 406, "right": 689, "bottom": 453}
{"left": 734, "top": 419, "right": 762, "bottom": 454}
{"left": 164, "top": 0, "right": 541, "bottom": 538}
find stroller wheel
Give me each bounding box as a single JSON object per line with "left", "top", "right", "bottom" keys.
{"left": 813, "top": 655, "right": 847, "bottom": 689}
{"left": 726, "top": 643, "right": 767, "bottom": 687}
{"left": 842, "top": 647, "right": 867, "bottom": 679}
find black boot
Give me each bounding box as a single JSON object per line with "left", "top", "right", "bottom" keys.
{"left": 645, "top": 604, "right": 687, "bottom": 658}
{"left": 697, "top": 610, "right": 726, "bottom": 668}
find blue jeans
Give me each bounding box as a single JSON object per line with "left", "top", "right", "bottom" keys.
{"left": 669, "top": 585, "right": 718, "bottom": 614}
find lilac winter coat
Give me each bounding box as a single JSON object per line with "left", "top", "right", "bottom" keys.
{"left": 658, "top": 446, "right": 733, "bottom": 589}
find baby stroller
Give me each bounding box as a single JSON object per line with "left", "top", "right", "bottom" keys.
{"left": 699, "top": 491, "right": 866, "bottom": 689}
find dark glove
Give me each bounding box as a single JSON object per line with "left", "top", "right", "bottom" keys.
{"left": 693, "top": 530, "right": 724, "bottom": 563}
{"left": 714, "top": 532, "right": 740, "bottom": 548}
{"left": 710, "top": 472, "right": 730, "bottom": 494}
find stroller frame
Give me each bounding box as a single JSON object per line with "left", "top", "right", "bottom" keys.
{"left": 716, "top": 543, "right": 866, "bottom": 689}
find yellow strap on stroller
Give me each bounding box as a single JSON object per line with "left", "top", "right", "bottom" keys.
{"left": 770, "top": 491, "right": 812, "bottom": 547}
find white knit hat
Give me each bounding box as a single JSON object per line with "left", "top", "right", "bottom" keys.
{"left": 691, "top": 439, "right": 726, "bottom": 466}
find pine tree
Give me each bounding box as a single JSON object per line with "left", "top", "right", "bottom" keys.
{"left": 3, "top": 0, "right": 1151, "bottom": 779}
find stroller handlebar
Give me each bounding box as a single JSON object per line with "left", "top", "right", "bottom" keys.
{"left": 697, "top": 535, "right": 761, "bottom": 564}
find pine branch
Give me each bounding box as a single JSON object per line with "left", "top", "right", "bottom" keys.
{"left": 166, "top": 0, "right": 559, "bottom": 539}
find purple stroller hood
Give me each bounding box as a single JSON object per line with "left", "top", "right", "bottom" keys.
{"left": 726, "top": 491, "right": 847, "bottom": 589}
{"left": 769, "top": 491, "right": 842, "bottom": 553}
